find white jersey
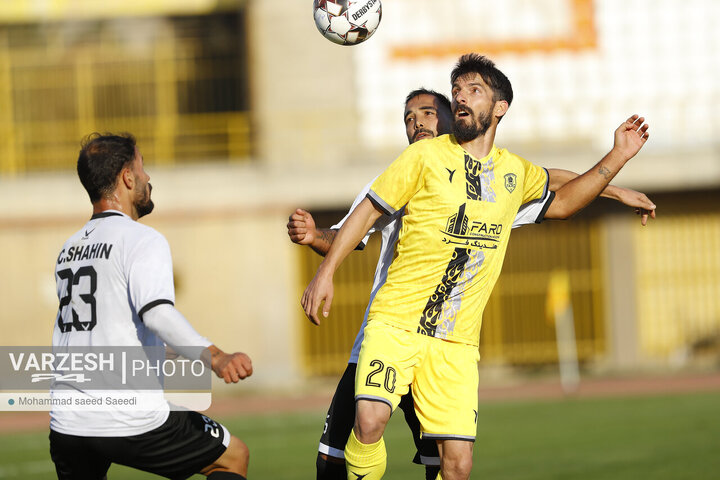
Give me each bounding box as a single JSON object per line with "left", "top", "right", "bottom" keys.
{"left": 339, "top": 176, "right": 554, "bottom": 364}
{"left": 50, "top": 210, "right": 174, "bottom": 437}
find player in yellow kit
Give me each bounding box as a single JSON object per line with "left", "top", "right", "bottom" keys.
{"left": 355, "top": 133, "right": 551, "bottom": 443}
{"left": 302, "top": 54, "right": 650, "bottom": 480}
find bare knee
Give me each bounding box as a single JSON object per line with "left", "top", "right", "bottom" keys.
{"left": 442, "top": 453, "right": 472, "bottom": 479}
{"left": 354, "top": 400, "right": 391, "bottom": 443}
{"left": 354, "top": 413, "right": 385, "bottom": 443}
{"left": 227, "top": 437, "right": 250, "bottom": 472}
{"left": 438, "top": 440, "right": 473, "bottom": 480}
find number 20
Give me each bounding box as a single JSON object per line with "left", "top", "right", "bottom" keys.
{"left": 365, "top": 360, "right": 397, "bottom": 393}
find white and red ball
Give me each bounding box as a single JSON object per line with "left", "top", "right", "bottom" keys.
{"left": 313, "top": 0, "right": 382, "bottom": 46}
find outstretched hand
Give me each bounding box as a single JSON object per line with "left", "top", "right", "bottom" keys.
{"left": 210, "top": 349, "right": 253, "bottom": 383}
{"left": 613, "top": 114, "right": 650, "bottom": 160}
{"left": 287, "top": 208, "right": 317, "bottom": 245}
{"left": 611, "top": 115, "right": 655, "bottom": 226}
{"left": 612, "top": 187, "right": 657, "bottom": 226}
{"left": 634, "top": 207, "right": 656, "bottom": 226}
{"left": 301, "top": 268, "right": 334, "bottom": 326}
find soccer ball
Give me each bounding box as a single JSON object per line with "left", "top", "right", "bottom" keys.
{"left": 313, "top": 0, "right": 382, "bottom": 46}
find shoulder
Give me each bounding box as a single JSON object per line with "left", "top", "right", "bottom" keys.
{"left": 421, "top": 134, "right": 456, "bottom": 153}
{"left": 395, "top": 135, "right": 455, "bottom": 166}
{"left": 496, "top": 147, "right": 540, "bottom": 172}
{"left": 400, "top": 138, "right": 429, "bottom": 158}
{"left": 119, "top": 219, "right": 170, "bottom": 251}
{"left": 135, "top": 222, "right": 168, "bottom": 245}
{"left": 495, "top": 147, "right": 524, "bottom": 163}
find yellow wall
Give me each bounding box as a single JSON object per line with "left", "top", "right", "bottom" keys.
{"left": 635, "top": 212, "right": 720, "bottom": 360}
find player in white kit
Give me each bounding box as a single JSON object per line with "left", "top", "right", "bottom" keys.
{"left": 50, "top": 133, "right": 253, "bottom": 480}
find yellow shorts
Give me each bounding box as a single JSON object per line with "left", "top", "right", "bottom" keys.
{"left": 355, "top": 320, "right": 480, "bottom": 440}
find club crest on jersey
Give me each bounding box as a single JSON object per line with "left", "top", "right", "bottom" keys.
{"left": 504, "top": 173, "right": 517, "bottom": 193}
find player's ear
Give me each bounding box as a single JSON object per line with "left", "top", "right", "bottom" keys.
{"left": 120, "top": 167, "right": 135, "bottom": 190}
{"left": 494, "top": 100, "right": 509, "bottom": 119}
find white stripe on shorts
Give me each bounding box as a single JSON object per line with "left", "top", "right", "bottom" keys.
{"left": 318, "top": 442, "right": 345, "bottom": 459}
{"left": 221, "top": 424, "right": 231, "bottom": 448}
{"left": 422, "top": 433, "right": 475, "bottom": 441}
{"left": 355, "top": 394, "right": 393, "bottom": 409}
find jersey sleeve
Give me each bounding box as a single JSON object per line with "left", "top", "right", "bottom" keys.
{"left": 332, "top": 178, "right": 376, "bottom": 249}
{"left": 127, "top": 231, "right": 176, "bottom": 319}
{"left": 512, "top": 175, "right": 555, "bottom": 228}
{"left": 367, "top": 143, "right": 426, "bottom": 215}
{"left": 333, "top": 176, "right": 398, "bottom": 250}
{"left": 520, "top": 158, "right": 550, "bottom": 205}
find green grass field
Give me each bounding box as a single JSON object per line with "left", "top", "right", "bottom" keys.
{"left": 1, "top": 391, "right": 719, "bottom": 479}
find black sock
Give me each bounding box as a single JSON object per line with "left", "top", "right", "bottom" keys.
{"left": 316, "top": 453, "right": 347, "bottom": 480}
{"left": 207, "top": 472, "right": 246, "bottom": 480}
{"left": 425, "top": 465, "right": 441, "bottom": 480}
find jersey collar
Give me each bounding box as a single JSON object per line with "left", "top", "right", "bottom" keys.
{"left": 90, "top": 210, "right": 126, "bottom": 220}
{"left": 449, "top": 135, "right": 499, "bottom": 163}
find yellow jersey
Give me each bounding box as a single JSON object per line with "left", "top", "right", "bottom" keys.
{"left": 366, "top": 134, "right": 550, "bottom": 346}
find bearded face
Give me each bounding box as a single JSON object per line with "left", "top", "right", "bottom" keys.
{"left": 134, "top": 179, "right": 154, "bottom": 218}
{"left": 451, "top": 103, "right": 493, "bottom": 143}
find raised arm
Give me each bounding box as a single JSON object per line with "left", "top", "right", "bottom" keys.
{"left": 301, "top": 198, "right": 383, "bottom": 325}
{"left": 287, "top": 208, "right": 337, "bottom": 256}
{"left": 544, "top": 115, "right": 650, "bottom": 220}
{"left": 547, "top": 169, "right": 656, "bottom": 225}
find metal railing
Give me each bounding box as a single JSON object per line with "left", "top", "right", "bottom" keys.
{"left": 0, "top": 13, "right": 250, "bottom": 173}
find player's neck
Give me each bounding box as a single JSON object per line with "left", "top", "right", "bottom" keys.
{"left": 93, "top": 197, "right": 136, "bottom": 220}
{"left": 458, "top": 130, "right": 496, "bottom": 160}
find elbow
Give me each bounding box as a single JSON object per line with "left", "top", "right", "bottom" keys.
{"left": 544, "top": 200, "right": 574, "bottom": 220}
{"left": 555, "top": 207, "right": 573, "bottom": 220}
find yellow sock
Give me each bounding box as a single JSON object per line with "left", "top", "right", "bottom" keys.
{"left": 344, "top": 429, "right": 386, "bottom": 480}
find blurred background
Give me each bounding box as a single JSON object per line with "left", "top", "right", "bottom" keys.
{"left": 1, "top": 0, "right": 720, "bottom": 391}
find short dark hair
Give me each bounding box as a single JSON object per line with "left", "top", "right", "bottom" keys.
{"left": 450, "top": 54, "right": 513, "bottom": 106}
{"left": 77, "top": 133, "right": 137, "bottom": 203}
{"left": 405, "top": 88, "right": 451, "bottom": 115}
